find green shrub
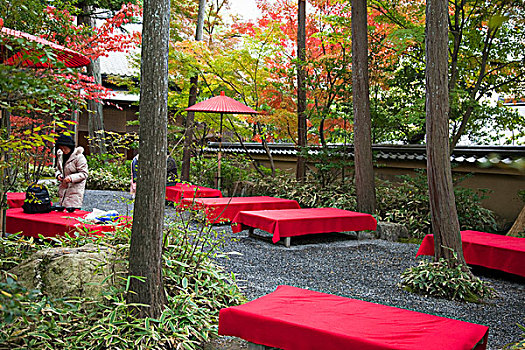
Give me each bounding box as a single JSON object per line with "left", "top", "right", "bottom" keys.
{"left": 190, "top": 155, "right": 259, "bottom": 195}
{"left": 0, "top": 213, "right": 244, "bottom": 349}
{"left": 86, "top": 168, "right": 129, "bottom": 191}
{"left": 87, "top": 154, "right": 131, "bottom": 179}
{"left": 400, "top": 257, "right": 497, "bottom": 303}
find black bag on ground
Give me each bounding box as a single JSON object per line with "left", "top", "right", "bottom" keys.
{"left": 22, "top": 183, "right": 52, "bottom": 214}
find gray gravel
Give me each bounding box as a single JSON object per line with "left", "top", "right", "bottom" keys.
{"left": 83, "top": 190, "right": 525, "bottom": 350}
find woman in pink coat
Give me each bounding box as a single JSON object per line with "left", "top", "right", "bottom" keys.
{"left": 54, "top": 134, "right": 89, "bottom": 208}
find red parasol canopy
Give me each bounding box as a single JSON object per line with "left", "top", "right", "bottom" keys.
{"left": 185, "top": 91, "right": 257, "bottom": 191}
{"left": 185, "top": 91, "right": 258, "bottom": 114}
{"left": 1, "top": 27, "right": 90, "bottom": 68}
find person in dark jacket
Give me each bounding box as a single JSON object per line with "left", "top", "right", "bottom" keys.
{"left": 130, "top": 152, "right": 179, "bottom": 196}
{"left": 166, "top": 153, "right": 179, "bottom": 186}
{"left": 54, "top": 134, "right": 89, "bottom": 208}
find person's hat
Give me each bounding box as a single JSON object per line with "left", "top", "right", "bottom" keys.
{"left": 55, "top": 134, "right": 75, "bottom": 149}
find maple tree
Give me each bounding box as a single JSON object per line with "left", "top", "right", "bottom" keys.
{"left": 370, "top": 0, "right": 525, "bottom": 146}
{"left": 1, "top": 1, "right": 142, "bottom": 150}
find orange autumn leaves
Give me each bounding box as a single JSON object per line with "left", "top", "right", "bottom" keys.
{"left": 171, "top": 0, "right": 408, "bottom": 145}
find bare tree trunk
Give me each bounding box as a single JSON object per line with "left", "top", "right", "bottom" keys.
{"left": 425, "top": 0, "right": 466, "bottom": 265}
{"left": 0, "top": 109, "right": 10, "bottom": 235}
{"left": 181, "top": 0, "right": 207, "bottom": 182}
{"left": 127, "top": 0, "right": 170, "bottom": 318}
{"left": 77, "top": 5, "right": 106, "bottom": 155}
{"left": 352, "top": 0, "right": 376, "bottom": 214}
{"left": 296, "top": 0, "right": 307, "bottom": 182}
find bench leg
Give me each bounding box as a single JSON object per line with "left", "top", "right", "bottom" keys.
{"left": 248, "top": 227, "right": 255, "bottom": 236}
{"left": 284, "top": 237, "right": 291, "bottom": 248}
{"left": 248, "top": 342, "right": 270, "bottom": 350}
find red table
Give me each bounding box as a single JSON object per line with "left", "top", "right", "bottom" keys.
{"left": 219, "top": 285, "right": 489, "bottom": 350}
{"left": 7, "top": 192, "right": 26, "bottom": 208}
{"left": 231, "top": 207, "right": 377, "bottom": 246}
{"left": 181, "top": 196, "right": 301, "bottom": 224}
{"left": 416, "top": 230, "right": 525, "bottom": 277}
{"left": 165, "top": 183, "right": 222, "bottom": 203}
{"left": 6, "top": 208, "right": 131, "bottom": 238}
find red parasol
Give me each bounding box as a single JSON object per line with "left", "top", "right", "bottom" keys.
{"left": 1, "top": 27, "right": 90, "bottom": 68}
{"left": 185, "top": 91, "right": 258, "bottom": 115}
{"left": 186, "top": 91, "right": 258, "bottom": 190}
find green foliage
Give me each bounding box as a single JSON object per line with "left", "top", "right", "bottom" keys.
{"left": 0, "top": 235, "right": 40, "bottom": 272}
{"left": 0, "top": 277, "right": 43, "bottom": 325}
{"left": 0, "top": 214, "right": 244, "bottom": 349}
{"left": 299, "top": 146, "right": 354, "bottom": 188}
{"left": 190, "top": 155, "right": 257, "bottom": 195}
{"left": 86, "top": 168, "right": 129, "bottom": 191}
{"left": 400, "top": 257, "right": 497, "bottom": 303}
{"left": 376, "top": 171, "right": 497, "bottom": 238}
{"left": 86, "top": 154, "right": 131, "bottom": 191}
{"left": 251, "top": 173, "right": 357, "bottom": 210}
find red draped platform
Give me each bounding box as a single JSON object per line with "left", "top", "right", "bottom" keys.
{"left": 231, "top": 207, "right": 377, "bottom": 243}
{"left": 417, "top": 230, "right": 525, "bottom": 277}
{"left": 165, "top": 184, "right": 222, "bottom": 203}
{"left": 181, "top": 196, "right": 300, "bottom": 224}
{"left": 7, "top": 192, "right": 26, "bottom": 208}
{"left": 6, "top": 208, "right": 131, "bottom": 238}
{"left": 219, "top": 285, "right": 489, "bottom": 350}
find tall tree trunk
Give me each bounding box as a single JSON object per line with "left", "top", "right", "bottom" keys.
{"left": 352, "top": 0, "right": 376, "bottom": 214}
{"left": 425, "top": 0, "right": 466, "bottom": 265}
{"left": 127, "top": 0, "right": 170, "bottom": 318}
{"left": 77, "top": 5, "right": 106, "bottom": 155}
{"left": 181, "top": 0, "right": 207, "bottom": 182}
{"left": 0, "top": 109, "right": 10, "bottom": 235}
{"left": 296, "top": 0, "right": 307, "bottom": 182}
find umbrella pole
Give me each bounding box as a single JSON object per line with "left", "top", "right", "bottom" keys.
{"left": 218, "top": 112, "right": 223, "bottom": 191}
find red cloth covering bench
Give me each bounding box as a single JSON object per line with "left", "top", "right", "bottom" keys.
{"left": 416, "top": 230, "right": 525, "bottom": 277}
{"left": 219, "top": 285, "right": 489, "bottom": 350}
{"left": 165, "top": 183, "right": 222, "bottom": 203}
{"left": 181, "top": 196, "right": 301, "bottom": 224}
{"left": 6, "top": 208, "right": 131, "bottom": 238}
{"left": 231, "top": 207, "right": 377, "bottom": 244}
{"left": 7, "top": 192, "right": 26, "bottom": 208}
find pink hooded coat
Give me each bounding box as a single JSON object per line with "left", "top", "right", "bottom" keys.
{"left": 55, "top": 146, "right": 89, "bottom": 207}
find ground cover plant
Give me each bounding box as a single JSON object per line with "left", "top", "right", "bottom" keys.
{"left": 400, "top": 256, "right": 497, "bottom": 303}
{"left": 0, "top": 214, "right": 243, "bottom": 349}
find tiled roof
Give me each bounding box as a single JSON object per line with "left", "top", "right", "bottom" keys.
{"left": 100, "top": 51, "right": 138, "bottom": 77}
{"left": 205, "top": 142, "right": 525, "bottom": 165}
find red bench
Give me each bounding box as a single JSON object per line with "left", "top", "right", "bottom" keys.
{"left": 219, "top": 285, "right": 489, "bottom": 350}
{"left": 417, "top": 230, "right": 525, "bottom": 277}
{"left": 231, "top": 207, "right": 377, "bottom": 247}
{"left": 181, "top": 196, "right": 300, "bottom": 224}
{"left": 6, "top": 208, "right": 131, "bottom": 238}
{"left": 165, "top": 183, "right": 222, "bottom": 203}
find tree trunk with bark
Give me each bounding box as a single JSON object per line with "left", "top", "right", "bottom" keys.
{"left": 77, "top": 4, "right": 106, "bottom": 155}
{"left": 127, "top": 0, "right": 170, "bottom": 318}
{"left": 351, "top": 0, "right": 376, "bottom": 214}
{"left": 296, "top": 0, "right": 307, "bottom": 182}
{"left": 425, "top": 0, "right": 466, "bottom": 265}
{"left": 181, "top": 0, "right": 206, "bottom": 182}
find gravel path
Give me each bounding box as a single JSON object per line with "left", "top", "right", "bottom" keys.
{"left": 83, "top": 190, "right": 525, "bottom": 349}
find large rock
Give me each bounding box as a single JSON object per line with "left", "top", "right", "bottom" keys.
{"left": 10, "top": 244, "right": 126, "bottom": 300}
{"left": 375, "top": 222, "right": 409, "bottom": 242}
